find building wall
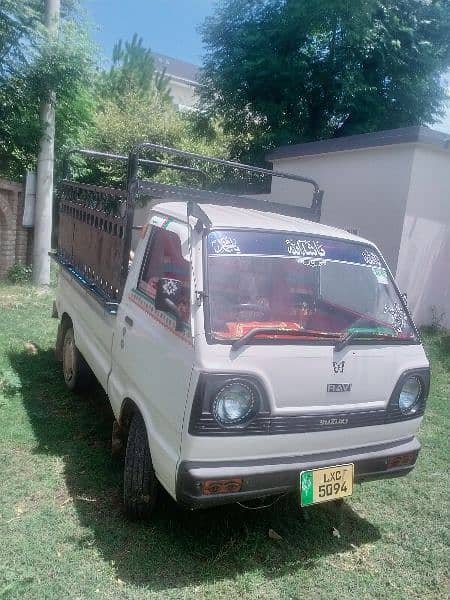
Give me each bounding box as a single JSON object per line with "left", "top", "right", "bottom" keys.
{"left": 168, "top": 79, "right": 198, "bottom": 110}
{"left": 0, "top": 180, "right": 21, "bottom": 278}
{"left": 270, "top": 144, "right": 415, "bottom": 271}
{"left": 0, "top": 179, "right": 32, "bottom": 278}
{"left": 396, "top": 145, "right": 450, "bottom": 328}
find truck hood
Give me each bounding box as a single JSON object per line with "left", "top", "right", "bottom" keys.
{"left": 195, "top": 340, "right": 429, "bottom": 415}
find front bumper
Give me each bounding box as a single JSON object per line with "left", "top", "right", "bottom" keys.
{"left": 176, "top": 436, "right": 420, "bottom": 508}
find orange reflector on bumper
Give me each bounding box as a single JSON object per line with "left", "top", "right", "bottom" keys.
{"left": 387, "top": 453, "right": 415, "bottom": 469}
{"left": 202, "top": 478, "right": 243, "bottom": 496}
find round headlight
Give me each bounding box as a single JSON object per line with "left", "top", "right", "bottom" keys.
{"left": 399, "top": 376, "right": 422, "bottom": 414}
{"left": 212, "top": 381, "right": 259, "bottom": 426}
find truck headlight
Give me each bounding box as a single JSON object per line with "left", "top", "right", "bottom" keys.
{"left": 398, "top": 376, "right": 422, "bottom": 415}
{"left": 212, "top": 381, "right": 260, "bottom": 426}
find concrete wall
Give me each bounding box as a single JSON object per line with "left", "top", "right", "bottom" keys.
{"left": 0, "top": 179, "right": 32, "bottom": 278}
{"left": 271, "top": 144, "right": 415, "bottom": 271}
{"left": 168, "top": 79, "right": 198, "bottom": 110}
{"left": 396, "top": 146, "right": 450, "bottom": 328}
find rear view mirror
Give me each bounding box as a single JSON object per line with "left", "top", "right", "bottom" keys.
{"left": 155, "top": 278, "right": 185, "bottom": 331}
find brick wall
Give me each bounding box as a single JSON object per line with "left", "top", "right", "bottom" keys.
{"left": 0, "top": 179, "right": 33, "bottom": 278}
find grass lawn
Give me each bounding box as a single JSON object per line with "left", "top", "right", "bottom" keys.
{"left": 0, "top": 283, "right": 448, "bottom": 600}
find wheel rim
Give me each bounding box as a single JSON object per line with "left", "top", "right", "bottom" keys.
{"left": 63, "top": 334, "right": 75, "bottom": 384}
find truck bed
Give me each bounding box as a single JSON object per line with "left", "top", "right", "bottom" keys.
{"left": 56, "top": 267, "right": 116, "bottom": 392}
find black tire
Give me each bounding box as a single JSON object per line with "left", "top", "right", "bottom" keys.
{"left": 123, "top": 411, "right": 158, "bottom": 520}
{"left": 62, "top": 326, "right": 95, "bottom": 393}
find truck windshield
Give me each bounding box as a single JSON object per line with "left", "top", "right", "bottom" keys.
{"left": 206, "top": 230, "right": 417, "bottom": 344}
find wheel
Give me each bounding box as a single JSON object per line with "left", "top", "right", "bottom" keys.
{"left": 62, "top": 326, "right": 95, "bottom": 393}
{"left": 123, "top": 411, "right": 158, "bottom": 519}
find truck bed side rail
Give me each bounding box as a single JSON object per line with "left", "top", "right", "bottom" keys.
{"left": 56, "top": 180, "right": 130, "bottom": 302}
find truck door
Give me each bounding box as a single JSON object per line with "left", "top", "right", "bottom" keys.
{"left": 110, "top": 218, "right": 194, "bottom": 495}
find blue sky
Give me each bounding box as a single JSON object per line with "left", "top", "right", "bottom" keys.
{"left": 84, "top": 0, "right": 215, "bottom": 65}
{"left": 83, "top": 0, "right": 449, "bottom": 133}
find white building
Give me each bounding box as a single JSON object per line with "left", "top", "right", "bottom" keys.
{"left": 267, "top": 126, "right": 450, "bottom": 328}
{"left": 153, "top": 52, "right": 199, "bottom": 110}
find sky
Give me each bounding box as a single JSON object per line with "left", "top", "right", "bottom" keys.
{"left": 83, "top": 0, "right": 450, "bottom": 133}
{"left": 83, "top": 0, "right": 215, "bottom": 65}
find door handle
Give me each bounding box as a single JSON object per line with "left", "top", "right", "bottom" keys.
{"left": 125, "top": 315, "right": 133, "bottom": 327}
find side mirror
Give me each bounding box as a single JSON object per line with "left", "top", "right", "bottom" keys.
{"left": 155, "top": 278, "right": 185, "bottom": 331}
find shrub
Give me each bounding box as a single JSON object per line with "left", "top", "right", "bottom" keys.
{"left": 6, "top": 263, "right": 32, "bottom": 284}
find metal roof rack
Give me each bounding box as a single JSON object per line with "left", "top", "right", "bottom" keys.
{"left": 137, "top": 180, "right": 320, "bottom": 222}
{"left": 62, "top": 147, "right": 209, "bottom": 184}
{"left": 63, "top": 142, "right": 324, "bottom": 223}
{"left": 127, "top": 142, "right": 324, "bottom": 223}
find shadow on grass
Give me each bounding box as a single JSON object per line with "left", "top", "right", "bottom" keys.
{"left": 10, "top": 348, "right": 380, "bottom": 591}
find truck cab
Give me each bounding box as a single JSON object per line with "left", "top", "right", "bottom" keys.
{"left": 54, "top": 144, "right": 429, "bottom": 518}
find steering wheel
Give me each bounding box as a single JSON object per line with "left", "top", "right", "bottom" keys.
{"left": 232, "top": 303, "right": 270, "bottom": 319}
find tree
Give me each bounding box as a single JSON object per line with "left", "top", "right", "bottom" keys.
{"left": 80, "top": 89, "right": 230, "bottom": 188}
{"left": 0, "top": 0, "right": 40, "bottom": 178}
{"left": 200, "top": 0, "right": 450, "bottom": 162}
{"left": 0, "top": 0, "right": 95, "bottom": 180}
{"left": 98, "top": 33, "right": 172, "bottom": 106}
{"left": 76, "top": 35, "right": 230, "bottom": 188}
{"left": 0, "top": 0, "right": 39, "bottom": 82}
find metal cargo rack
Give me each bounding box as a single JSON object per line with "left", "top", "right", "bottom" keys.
{"left": 52, "top": 143, "right": 324, "bottom": 310}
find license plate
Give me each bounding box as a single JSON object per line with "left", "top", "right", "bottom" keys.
{"left": 300, "top": 463, "right": 354, "bottom": 506}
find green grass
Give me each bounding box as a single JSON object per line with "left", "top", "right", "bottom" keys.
{"left": 0, "top": 283, "right": 448, "bottom": 600}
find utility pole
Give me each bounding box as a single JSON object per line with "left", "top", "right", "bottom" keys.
{"left": 32, "top": 0, "right": 61, "bottom": 285}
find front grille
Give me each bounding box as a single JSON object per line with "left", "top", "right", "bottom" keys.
{"left": 189, "top": 368, "right": 429, "bottom": 436}
{"left": 189, "top": 405, "right": 424, "bottom": 436}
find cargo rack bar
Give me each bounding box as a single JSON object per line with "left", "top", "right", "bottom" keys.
{"left": 127, "top": 142, "right": 324, "bottom": 222}
{"left": 63, "top": 148, "right": 209, "bottom": 183}
{"left": 55, "top": 143, "right": 324, "bottom": 307}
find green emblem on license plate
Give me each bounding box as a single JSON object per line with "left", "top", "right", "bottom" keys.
{"left": 300, "top": 470, "right": 314, "bottom": 506}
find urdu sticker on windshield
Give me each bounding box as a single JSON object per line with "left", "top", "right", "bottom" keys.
{"left": 362, "top": 249, "right": 382, "bottom": 267}
{"left": 210, "top": 234, "right": 241, "bottom": 254}
{"left": 285, "top": 239, "right": 326, "bottom": 258}
{"left": 207, "top": 231, "right": 385, "bottom": 269}
{"left": 372, "top": 266, "right": 389, "bottom": 285}
{"left": 384, "top": 302, "right": 408, "bottom": 334}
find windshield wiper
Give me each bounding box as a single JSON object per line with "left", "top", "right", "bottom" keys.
{"left": 231, "top": 327, "right": 340, "bottom": 351}
{"left": 335, "top": 330, "right": 397, "bottom": 352}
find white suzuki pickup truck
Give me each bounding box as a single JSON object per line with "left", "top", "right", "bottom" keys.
{"left": 53, "top": 144, "right": 429, "bottom": 519}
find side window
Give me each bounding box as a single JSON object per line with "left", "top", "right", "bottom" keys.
{"left": 138, "top": 226, "right": 190, "bottom": 322}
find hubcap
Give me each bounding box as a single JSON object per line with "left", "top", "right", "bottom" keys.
{"left": 63, "top": 335, "right": 75, "bottom": 383}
